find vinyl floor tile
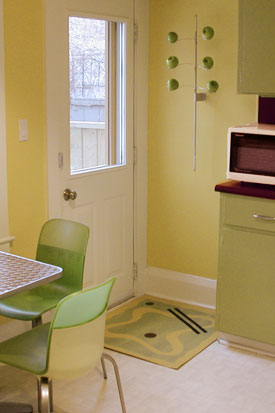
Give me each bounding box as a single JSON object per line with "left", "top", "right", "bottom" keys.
{"left": 0, "top": 341, "right": 274, "bottom": 412}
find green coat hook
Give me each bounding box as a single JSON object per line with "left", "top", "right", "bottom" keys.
{"left": 206, "top": 80, "right": 219, "bottom": 93}
{"left": 201, "top": 56, "right": 214, "bottom": 70}
{"left": 166, "top": 56, "right": 179, "bottom": 69}
{"left": 202, "top": 26, "right": 214, "bottom": 40}
{"left": 168, "top": 32, "right": 178, "bottom": 43}
{"left": 167, "top": 79, "right": 179, "bottom": 91}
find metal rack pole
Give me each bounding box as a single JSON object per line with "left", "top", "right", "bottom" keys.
{"left": 193, "top": 14, "right": 198, "bottom": 171}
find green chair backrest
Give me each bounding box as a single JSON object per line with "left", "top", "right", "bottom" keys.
{"left": 36, "top": 219, "right": 90, "bottom": 294}
{"left": 45, "top": 278, "right": 115, "bottom": 380}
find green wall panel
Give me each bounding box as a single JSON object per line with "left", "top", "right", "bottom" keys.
{"left": 238, "top": 0, "right": 275, "bottom": 95}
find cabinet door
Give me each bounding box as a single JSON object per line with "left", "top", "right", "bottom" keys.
{"left": 238, "top": 0, "right": 275, "bottom": 95}
{"left": 216, "top": 227, "right": 275, "bottom": 344}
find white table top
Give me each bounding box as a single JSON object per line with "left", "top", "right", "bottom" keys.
{"left": 0, "top": 251, "right": 63, "bottom": 298}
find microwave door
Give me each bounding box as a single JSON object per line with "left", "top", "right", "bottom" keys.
{"left": 230, "top": 133, "right": 275, "bottom": 177}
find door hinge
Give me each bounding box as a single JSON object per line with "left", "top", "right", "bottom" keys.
{"left": 134, "top": 23, "right": 138, "bottom": 42}
{"left": 133, "top": 146, "right": 137, "bottom": 166}
{"left": 133, "top": 262, "right": 138, "bottom": 280}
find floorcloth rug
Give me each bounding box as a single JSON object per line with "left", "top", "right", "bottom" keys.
{"left": 104, "top": 295, "right": 217, "bottom": 369}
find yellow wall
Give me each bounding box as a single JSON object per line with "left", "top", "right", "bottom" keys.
{"left": 147, "top": 0, "right": 257, "bottom": 279}
{"left": 4, "top": 0, "right": 47, "bottom": 258}
{"left": 2, "top": 0, "right": 258, "bottom": 281}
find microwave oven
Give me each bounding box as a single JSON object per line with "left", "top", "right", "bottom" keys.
{"left": 227, "top": 123, "right": 275, "bottom": 185}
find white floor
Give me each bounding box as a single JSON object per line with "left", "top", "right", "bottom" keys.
{"left": 0, "top": 340, "right": 275, "bottom": 412}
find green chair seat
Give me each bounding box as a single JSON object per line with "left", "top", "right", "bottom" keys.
{"left": 0, "top": 323, "right": 50, "bottom": 374}
{"left": 0, "top": 287, "right": 69, "bottom": 320}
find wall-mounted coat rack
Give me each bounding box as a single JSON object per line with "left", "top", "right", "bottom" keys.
{"left": 166, "top": 15, "right": 219, "bottom": 171}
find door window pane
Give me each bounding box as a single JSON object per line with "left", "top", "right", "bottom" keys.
{"left": 69, "top": 17, "right": 125, "bottom": 174}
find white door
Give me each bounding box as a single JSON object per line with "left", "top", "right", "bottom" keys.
{"left": 45, "top": 0, "right": 135, "bottom": 304}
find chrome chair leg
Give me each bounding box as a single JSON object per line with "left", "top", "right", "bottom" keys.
{"left": 101, "top": 353, "right": 126, "bottom": 413}
{"left": 32, "top": 316, "right": 42, "bottom": 328}
{"left": 37, "top": 378, "right": 41, "bottom": 412}
{"left": 101, "top": 355, "right": 107, "bottom": 379}
{"left": 37, "top": 377, "right": 53, "bottom": 413}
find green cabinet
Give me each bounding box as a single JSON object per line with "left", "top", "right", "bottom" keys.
{"left": 238, "top": 0, "right": 275, "bottom": 95}
{"left": 216, "top": 193, "right": 275, "bottom": 345}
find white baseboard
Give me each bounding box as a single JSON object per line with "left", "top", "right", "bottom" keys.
{"left": 144, "top": 266, "right": 217, "bottom": 309}
{"left": 218, "top": 332, "right": 275, "bottom": 358}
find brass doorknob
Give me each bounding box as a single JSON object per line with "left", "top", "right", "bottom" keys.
{"left": 63, "top": 188, "right": 77, "bottom": 201}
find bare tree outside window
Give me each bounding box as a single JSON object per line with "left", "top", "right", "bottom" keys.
{"left": 69, "top": 17, "right": 105, "bottom": 101}
{"left": 69, "top": 16, "right": 125, "bottom": 173}
{"left": 69, "top": 17, "right": 107, "bottom": 172}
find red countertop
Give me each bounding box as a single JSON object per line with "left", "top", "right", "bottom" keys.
{"left": 215, "top": 180, "right": 275, "bottom": 200}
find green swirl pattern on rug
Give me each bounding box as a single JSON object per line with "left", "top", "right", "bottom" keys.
{"left": 105, "top": 295, "right": 217, "bottom": 369}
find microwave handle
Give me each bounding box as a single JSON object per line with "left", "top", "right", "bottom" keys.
{"left": 253, "top": 214, "right": 275, "bottom": 221}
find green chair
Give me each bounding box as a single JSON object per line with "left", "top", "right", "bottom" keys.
{"left": 0, "top": 278, "right": 126, "bottom": 413}
{"left": 0, "top": 219, "right": 90, "bottom": 327}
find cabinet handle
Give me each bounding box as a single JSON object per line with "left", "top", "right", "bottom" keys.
{"left": 252, "top": 214, "right": 275, "bottom": 221}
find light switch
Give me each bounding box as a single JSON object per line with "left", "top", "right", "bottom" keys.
{"left": 18, "top": 119, "right": 28, "bottom": 141}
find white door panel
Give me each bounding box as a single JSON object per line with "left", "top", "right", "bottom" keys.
{"left": 45, "top": 0, "right": 134, "bottom": 303}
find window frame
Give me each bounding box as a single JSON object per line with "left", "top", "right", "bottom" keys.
{"left": 69, "top": 16, "right": 126, "bottom": 176}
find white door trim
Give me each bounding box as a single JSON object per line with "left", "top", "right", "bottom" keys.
{"left": 0, "top": 0, "right": 13, "bottom": 252}
{"left": 133, "top": 0, "right": 149, "bottom": 296}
